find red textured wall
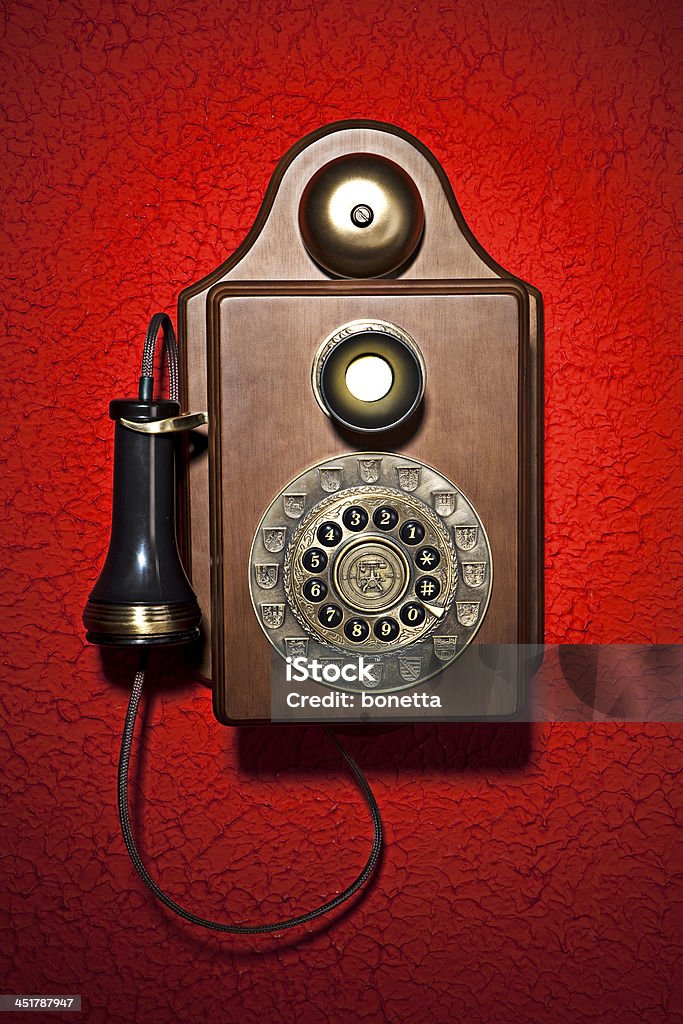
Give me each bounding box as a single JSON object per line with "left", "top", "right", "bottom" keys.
{"left": 1, "top": 2, "right": 681, "bottom": 1023}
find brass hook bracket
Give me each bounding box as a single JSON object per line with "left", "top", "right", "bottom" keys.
{"left": 120, "top": 411, "right": 208, "bottom": 434}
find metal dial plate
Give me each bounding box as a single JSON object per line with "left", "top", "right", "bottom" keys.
{"left": 249, "top": 452, "right": 493, "bottom": 693}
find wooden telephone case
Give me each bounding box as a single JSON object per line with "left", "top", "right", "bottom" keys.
{"left": 178, "top": 120, "right": 543, "bottom": 724}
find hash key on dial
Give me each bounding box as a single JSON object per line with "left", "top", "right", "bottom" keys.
{"left": 415, "top": 576, "right": 441, "bottom": 601}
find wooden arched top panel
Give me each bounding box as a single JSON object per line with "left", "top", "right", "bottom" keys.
{"left": 179, "top": 119, "right": 522, "bottom": 300}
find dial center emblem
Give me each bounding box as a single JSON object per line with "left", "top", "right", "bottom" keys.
{"left": 333, "top": 538, "right": 410, "bottom": 613}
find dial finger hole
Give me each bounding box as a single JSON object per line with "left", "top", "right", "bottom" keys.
{"left": 373, "top": 505, "right": 399, "bottom": 531}
{"left": 317, "top": 521, "right": 343, "bottom": 547}
{"left": 400, "top": 602, "right": 426, "bottom": 627}
{"left": 399, "top": 520, "right": 425, "bottom": 545}
{"left": 415, "top": 545, "right": 441, "bottom": 570}
{"left": 373, "top": 617, "right": 400, "bottom": 643}
{"left": 318, "top": 604, "right": 343, "bottom": 628}
{"left": 415, "top": 576, "right": 441, "bottom": 601}
{"left": 342, "top": 505, "right": 369, "bottom": 532}
{"left": 303, "top": 579, "right": 328, "bottom": 603}
{"left": 302, "top": 547, "right": 328, "bottom": 572}
{"left": 344, "top": 618, "right": 370, "bottom": 643}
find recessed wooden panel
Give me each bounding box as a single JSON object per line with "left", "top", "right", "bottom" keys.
{"left": 207, "top": 281, "right": 530, "bottom": 722}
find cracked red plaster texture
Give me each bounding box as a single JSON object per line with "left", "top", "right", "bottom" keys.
{"left": 0, "top": 1, "right": 681, "bottom": 1023}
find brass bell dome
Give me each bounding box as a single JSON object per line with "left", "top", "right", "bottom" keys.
{"left": 298, "top": 153, "right": 424, "bottom": 278}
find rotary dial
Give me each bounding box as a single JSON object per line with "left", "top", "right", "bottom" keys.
{"left": 249, "top": 452, "right": 493, "bottom": 693}
{"left": 283, "top": 485, "right": 457, "bottom": 652}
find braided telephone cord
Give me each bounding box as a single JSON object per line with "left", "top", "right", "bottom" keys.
{"left": 118, "top": 660, "right": 384, "bottom": 933}
{"left": 141, "top": 312, "right": 179, "bottom": 402}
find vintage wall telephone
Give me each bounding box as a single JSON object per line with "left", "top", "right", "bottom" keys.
{"left": 83, "top": 121, "right": 542, "bottom": 929}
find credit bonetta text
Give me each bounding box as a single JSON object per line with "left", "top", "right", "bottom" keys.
{"left": 286, "top": 691, "right": 442, "bottom": 708}
{"left": 285, "top": 656, "right": 442, "bottom": 708}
